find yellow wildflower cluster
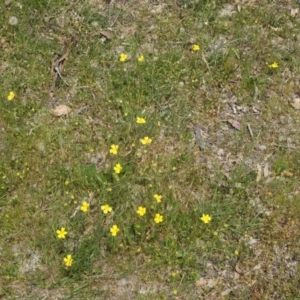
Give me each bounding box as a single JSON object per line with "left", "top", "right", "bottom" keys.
{"left": 80, "top": 201, "right": 90, "bottom": 212}
{"left": 7, "top": 91, "right": 15, "bottom": 101}
{"left": 200, "top": 214, "right": 212, "bottom": 224}
{"left": 101, "top": 204, "right": 112, "bottom": 214}
{"left": 192, "top": 44, "right": 200, "bottom": 51}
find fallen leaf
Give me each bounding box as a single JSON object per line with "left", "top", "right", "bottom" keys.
{"left": 228, "top": 119, "right": 242, "bottom": 130}
{"left": 99, "top": 30, "right": 112, "bottom": 40}
{"left": 263, "top": 163, "right": 270, "bottom": 177}
{"left": 290, "top": 97, "right": 300, "bottom": 109}
{"left": 291, "top": 8, "right": 299, "bottom": 17}
{"left": 51, "top": 105, "right": 71, "bottom": 116}
{"left": 256, "top": 164, "right": 262, "bottom": 182}
{"left": 195, "top": 277, "right": 218, "bottom": 288}
{"left": 281, "top": 170, "right": 293, "bottom": 177}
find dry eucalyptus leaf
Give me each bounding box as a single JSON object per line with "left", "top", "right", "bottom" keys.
{"left": 51, "top": 105, "right": 71, "bottom": 116}
{"left": 290, "top": 97, "right": 300, "bottom": 109}
{"left": 99, "top": 30, "right": 112, "bottom": 40}
{"left": 228, "top": 119, "right": 242, "bottom": 130}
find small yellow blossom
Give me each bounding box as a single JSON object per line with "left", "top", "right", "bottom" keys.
{"left": 154, "top": 213, "right": 163, "bottom": 223}
{"left": 114, "top": 163, "right": 122, "bottom": 174}
{"left": 234, "top": 250, "right": 239, "bottom": 255}
{"left": 153, "top": 194, "right": 162, "bottom": 203}
{"left": 140, "top": 136, "right": 152, "bottom": 145}
{"left": 101, "top": 204, "right": 112, "bottom": 214}
{"left": 110, "top": 144, "right": 119, "bottom": 155}
{"left": 138, "top": 55, "right": 145, "bottom": 62}
{"left": 110, "top": 224, "right": 120, "bottom": 236}
{"left": 80, "top": 201, "right": 90, "bottom": 212}
{"left": 65, "top": 180, "right": 70, "bottom": 185}
{"left": 63, "top": 254, "right": 73, "bottom": 267}
{"left": 192, "top": 44, "right": 200, "bottom": 51}
{"left": 200, "top": 214, "right": 212, "bottom": 224}
{"left": 268, "top": 62, "right": 278, "bottom": 68}
{"left": 136, "top": 117, "right": 146, "bottom": 124}
{"left": 56, "top": 227, "right": 68, "bottom": 239}
{"left": 137, "top": 206, "right": 146, "bottom": 216}
{"left": 7, "top": 91, "right": 15, "bottom": 101}
{"left": 119, "top": 53, "right": 127, "bottom": 62}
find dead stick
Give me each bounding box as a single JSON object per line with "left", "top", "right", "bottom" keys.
{"left": 247, "top": 124, "right": 253, "bottom": 138}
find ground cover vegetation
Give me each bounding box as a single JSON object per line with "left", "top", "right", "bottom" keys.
{"left": 1, "top": 0, "right": 300, "bottom": 299}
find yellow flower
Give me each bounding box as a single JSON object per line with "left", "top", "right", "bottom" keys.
{"left": 200, "top": 214, "right": 212, "bottom": 224}
{"left": 119, "top": 53, "right": 127, "bottom": 62}
{"left": 140, "top": 136, "right": 152, "bottom": 145}
{"left": 138, "top": 55, "right": 145, "bottom": 62}
{"left": 63, "top": 254, "right": 73, "bottom": 267}
{"left": 192, "top": 44, "right": 200, "bottom": 51}
{"left": 80, "top": 201, "right": 90, "bottom": 212}
{"left": 110, "top": 144, "right": 119, "bottom": 155}
{"left": 114, "top": 163, "right": 122, "bottom": 174}
{"left": 136, "top": 117, "right": 146, "bottom": 124}
{"left": 101, "top": 204, "right": 112, "bottom": 214}
{"left": 7, "top": 91, "right": 15, "bottom": 101}
{"left": 154, "top": 213, "right": 163, "bottom": 223}
{"left": 268, "top": 62, "right": 278, "bottom": 68}
{"left": 110, "top": 224, "right": 120, "bottom": 236}
{"left": 56, "top": 227, "right": 68, "bottom": 239}
{"left": 136, "top": 206, "right": 146, "bottom": 216}
{"left": 153, "top": 194, "right": 162, "bottom": 203}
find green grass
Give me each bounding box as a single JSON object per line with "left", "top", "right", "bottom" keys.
{"left": 1, "top": 0, "right": 300, "bottom": 299}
